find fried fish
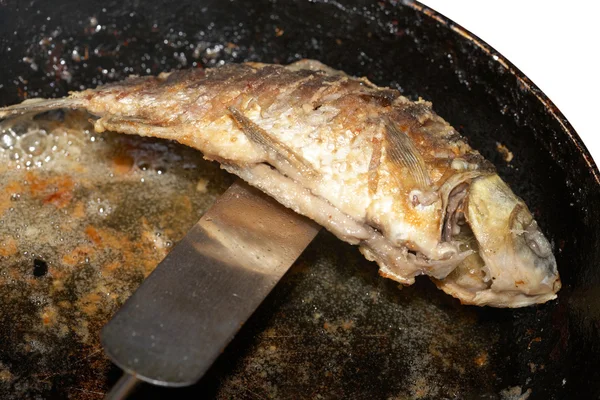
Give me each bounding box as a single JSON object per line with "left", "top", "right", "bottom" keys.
{"left": 0, "top": 60, "right": 561, "bottom": 307}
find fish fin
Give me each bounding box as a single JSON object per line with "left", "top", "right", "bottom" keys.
{"left": 228, "top": 106, "right": 319, "bottom": 178}
{"left": 0, "top": 97, "right": 80, "bottom": 119}
{"left": 383, "top": 119, "right": 431, "bottom": 189}
{"left": 368, "top": 134, "right": 383, "bottom": 196}
{"left": 93, "top": 116, "right": 182, "bottom": 142}
{"left": 286, "top": 59, "right": 347, "bottom": 77}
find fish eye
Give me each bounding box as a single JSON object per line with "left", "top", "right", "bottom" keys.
{"left": 509, "top": 205, "right": 553, "bottom": 259}
{"left": 524, "top": 226, "right": 552, "bottom": 259}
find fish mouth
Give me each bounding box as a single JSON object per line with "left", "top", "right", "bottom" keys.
{"left": 435, "top": 226, "right": 561, "bottom": 307}
{"left": 435, "top": 273, "right": 561, "bottom": 308}
{"left": 434, "top": 174, "right": 561, "bottom": 307}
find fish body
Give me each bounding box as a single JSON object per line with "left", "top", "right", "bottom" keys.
{"left": 0, "top": 60, "right": 560, "bottom": 307}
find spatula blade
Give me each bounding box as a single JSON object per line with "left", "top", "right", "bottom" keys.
{"left": 101, "top": 180, "right": 320, "bottom": 387}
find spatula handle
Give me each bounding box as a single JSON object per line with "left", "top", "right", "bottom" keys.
{"left": 104, "top": 373, "right": 141, "bottom": 400}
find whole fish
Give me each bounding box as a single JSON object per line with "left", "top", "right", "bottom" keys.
{"left": 0, "top": 60, "right": 560, "bottom": 307}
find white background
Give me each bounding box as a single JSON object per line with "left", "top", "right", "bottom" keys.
{"left": 420, "top": 1, "right": 600, "bottom": 164}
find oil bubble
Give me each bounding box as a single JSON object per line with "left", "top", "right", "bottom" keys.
{"left": 21, "top": 130, "right": 48, "bottom": 156}
{"left": 87, "top": 198, "right": 113, "bottom": 218}
{"left": 9, "top": 149, "right": 24, "bottom": 162}
{"left": 0, "top": 130, "right": 16, "bottom": 149}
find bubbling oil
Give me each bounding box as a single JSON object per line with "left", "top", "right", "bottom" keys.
{"left": 0, "top": 110, "right": 233, "bottom": 397}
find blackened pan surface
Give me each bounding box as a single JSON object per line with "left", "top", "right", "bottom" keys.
{"left": 0, "top": 0, "right": 598, "bottom": 399}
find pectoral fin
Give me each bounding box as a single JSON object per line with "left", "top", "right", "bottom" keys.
{"left": 228, "top": 106, "right": 318, "bottom": 178}
{"left": 368, "top": 134, "right": 383, "bottom": 196}
{"left": 384, "top": 120, "right": 431, "bottom": 190}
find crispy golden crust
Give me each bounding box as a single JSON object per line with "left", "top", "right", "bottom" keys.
{"left": 0, "top": 60, "right": 491, "bottom": 275}
{"left": 63, "top": 62, "right": 489, "bottom": 252}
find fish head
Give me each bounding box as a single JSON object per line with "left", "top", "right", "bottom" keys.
{"left": 438, "top": 174, "right": 561, "bottom": 307}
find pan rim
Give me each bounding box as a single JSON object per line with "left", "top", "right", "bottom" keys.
{"left": 404, "top": 0, "right": 600, "bottom": 186}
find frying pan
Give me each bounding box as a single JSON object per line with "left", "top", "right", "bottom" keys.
{"left": 0, "top": 0, "right": 598, "bottom": 398}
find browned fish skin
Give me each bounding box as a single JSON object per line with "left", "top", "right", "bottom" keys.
{"left": 0, "top": 60, "right": 560, "bottom": 307}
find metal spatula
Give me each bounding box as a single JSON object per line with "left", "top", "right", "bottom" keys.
{"left": 101, "top": 180, "right": 320, "bottom": 398}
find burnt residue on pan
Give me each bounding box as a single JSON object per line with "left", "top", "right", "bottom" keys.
{"left": 0, "top": 0, "right": 599, "bottom": 399}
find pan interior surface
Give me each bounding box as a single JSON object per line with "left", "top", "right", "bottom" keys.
{"left": 0, "top": 0, "right": 598, "bottom": 399}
